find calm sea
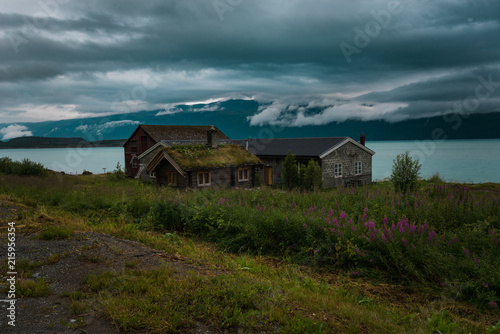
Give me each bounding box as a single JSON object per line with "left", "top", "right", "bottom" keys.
{"left": 0, "top": 139, "right": 499, "bottom": 183}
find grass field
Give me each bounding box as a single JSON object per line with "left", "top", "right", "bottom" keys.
{"left": 1, "top": 172, "right": 499, "bottom": 333}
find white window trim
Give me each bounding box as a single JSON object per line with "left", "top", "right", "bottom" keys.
{"left": 149, "top": 171, "right": 156, "bottom": 179}
{"left": 355, "top": 161, "right": 362, "bottom": 175}
{"left": 238, "top": 167, "right": 249, "bottom": 182}
{"left": 334, "top": 163, "right": 342, "bottom": 178}
{"left": 197, "top": 171, "right": 211, "bottom": 187}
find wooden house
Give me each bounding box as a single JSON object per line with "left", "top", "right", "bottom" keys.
{"left": 123, "top": 124, "right": 228, "bottom": 178}
{"left": 146, "top": 137, "right": 262, "bottom": 189}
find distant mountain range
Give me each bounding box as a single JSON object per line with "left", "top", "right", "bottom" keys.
{"left": 0, "top": 136, "right": 125, "bottom": 149}
{"left": 1, "top": 99, "right": 499, "bottom": 148}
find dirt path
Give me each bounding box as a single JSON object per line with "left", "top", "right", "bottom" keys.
{"left": 0, "top": 201, "right": 215, "bottom": 333}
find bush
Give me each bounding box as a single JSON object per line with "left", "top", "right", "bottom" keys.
{"left": 0, "top": 157, "right": 47, "bottom": 177}
{"left": 282, "top": 150, "right": 299, "bottom": 190}
{"left": 302, "top": 159, "right": 323, "bottom": 191}
{"left": 108, "top": 161, "right": 126, "bottom": 181}
{"left": 390, "top": 151, "right": 421, "bottom": 193}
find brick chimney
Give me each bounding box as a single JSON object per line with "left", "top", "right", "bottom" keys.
{"left": 360, "top": 133, "right": 365, "bottom": 146}
{"left": 207, "top": 126, "right": 218, "bottom": 148}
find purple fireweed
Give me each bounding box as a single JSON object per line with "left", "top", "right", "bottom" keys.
{"left": 402, "top": 238, "right": 407, "bottom": 247}
{"left": 482, "top": 282, "right": 489, "bottom": 288}
{"left": 464, "top": 248, "right": 470, "bottom": 257}
{"left": 428, "top": 230, "right": 437, "bottom": 242}
{"left": 364, "top": 221, "right": 376, "bottom": 230}
{"left": 362, "top": 213, "right": 367, "bottom": 221}
{"left": 339, "top": 212, "right": 346, "bottom": 220}
{"left": 303, "top": 223, "right": 307, "bottom": 229}
{"left": 490, "top": 301, "right": 498, "bottom": 308}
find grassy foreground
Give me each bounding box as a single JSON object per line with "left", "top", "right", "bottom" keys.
{"left": 1, "top": 173, "right": 499, "bottom": 333}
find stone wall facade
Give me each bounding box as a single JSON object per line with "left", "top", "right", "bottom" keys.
{"left": 321, "top": 141, "right": 372, "bottom": 188}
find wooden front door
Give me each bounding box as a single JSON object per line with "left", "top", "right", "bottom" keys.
{"left": 264, "top": 166, "right": 273, "bottom": 185}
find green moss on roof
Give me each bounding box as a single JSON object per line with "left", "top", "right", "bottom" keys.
{"left": 164, "top": 144, "right": 261, "bottom": 170}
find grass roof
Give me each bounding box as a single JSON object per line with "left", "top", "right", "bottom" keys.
{"left": 163, "top": 144, "right": 261, "bottom": 170}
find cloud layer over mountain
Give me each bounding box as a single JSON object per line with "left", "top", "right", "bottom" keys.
{"left": 1, "top": 0, "right": 499, "bottom": 127}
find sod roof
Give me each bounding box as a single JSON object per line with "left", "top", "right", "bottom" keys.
{"left": 148, "top": 144, "right": 262, "bottom": 173}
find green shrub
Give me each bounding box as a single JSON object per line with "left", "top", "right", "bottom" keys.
{"left": 390, "top": 151, "right": 421, "bottom": 193}
{"left": 282, "top": 150, "right": 299, "bottom": 190}
{"left": 0, "top": 157, "right": 47, "bottom": 177}
{"left": 302, "top": 159, "right": 323, "bottom": 191}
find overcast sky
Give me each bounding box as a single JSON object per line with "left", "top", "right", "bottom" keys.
{"left": 1, "top": 0, "right": 499, "bottom": 129}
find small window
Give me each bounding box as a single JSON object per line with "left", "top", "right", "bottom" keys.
{"left": 238, "top": 168, "right": 249, "bottom": 182}
{"left": 355, "top": 161, "right": 362, "bottom": 175}
{"left": 131, "top": 159, "right": 138, "bottom": 169}
{"left": 130, "top": 140, "right": 137, "bottom": 147}
{"left": 149, "top": 171, "right": 156, "bottom": 179}
{"left": 167, "top": 171, "right": 177, "bottom": 185}
{"left": 334, "top": 163, "right": 342, "bottom": 178}
{"left": 197, "top": 171, "right": 211, "bottom": 187}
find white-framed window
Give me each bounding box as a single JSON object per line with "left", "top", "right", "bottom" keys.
{"left": 149, "top": 171, "right": 156, "bottom": 179}
{"left": 197, "top": 171, "right": 211, "bottom": 187}
{"left": 334, "top": 163, "right": 342, "bottom": 178}
{"left": 354, "top": 161, "right": 362, "bottom": 175}
{"left": 238, "top": 167, "right": 249, "bottom": 182}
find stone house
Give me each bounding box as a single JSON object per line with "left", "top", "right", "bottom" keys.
{"left": 243, "top": 134, "right": 375, "bottom": 188}
{"left": 122, "top": 124, "right": 228, "bottom": 179}
{"left": 146, "top": 133, "right": 262, "bottom": 189}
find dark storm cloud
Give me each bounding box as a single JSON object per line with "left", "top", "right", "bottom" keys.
{"left": 0, "top": 0, "right": 499, "bottom": 124}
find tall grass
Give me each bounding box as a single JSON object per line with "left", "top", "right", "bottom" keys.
{"left": 1, "top": 174, "right": 499, "bottom": 309}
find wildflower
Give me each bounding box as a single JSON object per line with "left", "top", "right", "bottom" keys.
{"left": 314, "top": 249, "right": 319, "bottom": 254}
{"left": 402, "top": 238, "right": 407, "bottom": 247}
{"left": 339, "top": 212, "right": 346, "bottom": 220}
{"left": 383, "top": 217, "right": 388, "bottom": 224}
{"left": 351, "top": 226, "right": 356, "bottom": 233}
{"left": 490, "top": 301, "right": 498, "bottom": 308}
{"left": 473, "top": 255, "right": 480, "bottom": 265}
{"left": 464, "top": 249, "right": 470, "bottom": 257}
{"left": 364, "top": 221, "right": 375, "bottom": 230}
{"left": 482, "top": 282, "right": 489, "bottom": 288}
{"left": 350, "top": 271, "right": 361, "bottom": 277}
{"left": 303, "top": 223, "right": 307, "bottom": 229}
{"left": 362, "top": 213, "right": 367, "bottom": 221}
{"left": 441, "top": 283, "right": 447, "bottom": 286}
{"left": 381, "top": 234, "right": 387, "bottom": 243}
{"left": 355, "top": 248, "right": 363, "bottom": 256}
{"left": 363, "top": 207, "right": 368, "bottom": 213}
{"left": 428, "top": 230, "right": 437, "bottom": 242}
{"left": 292, "top": 201, "right": 296, "bottom": 208}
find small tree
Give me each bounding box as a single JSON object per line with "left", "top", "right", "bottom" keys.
{"left": 282, "top": 150, "right": 298, "bottom": 190}
{"left": 302, "top": 159, "right": 323, "bottom": 191}
{"left": 390, "top": 151, "right": 421, "bottom": 193}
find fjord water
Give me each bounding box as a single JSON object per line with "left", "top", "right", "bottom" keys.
{"left": 0, "top": 139, "right": 499, "bottom": 183}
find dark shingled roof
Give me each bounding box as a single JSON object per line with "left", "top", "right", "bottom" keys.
{"left": 140, "top": 125, "right": 229, "bottom": 142}
{"left": 241, "top": 137, "right": 349, "bottom": 157}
